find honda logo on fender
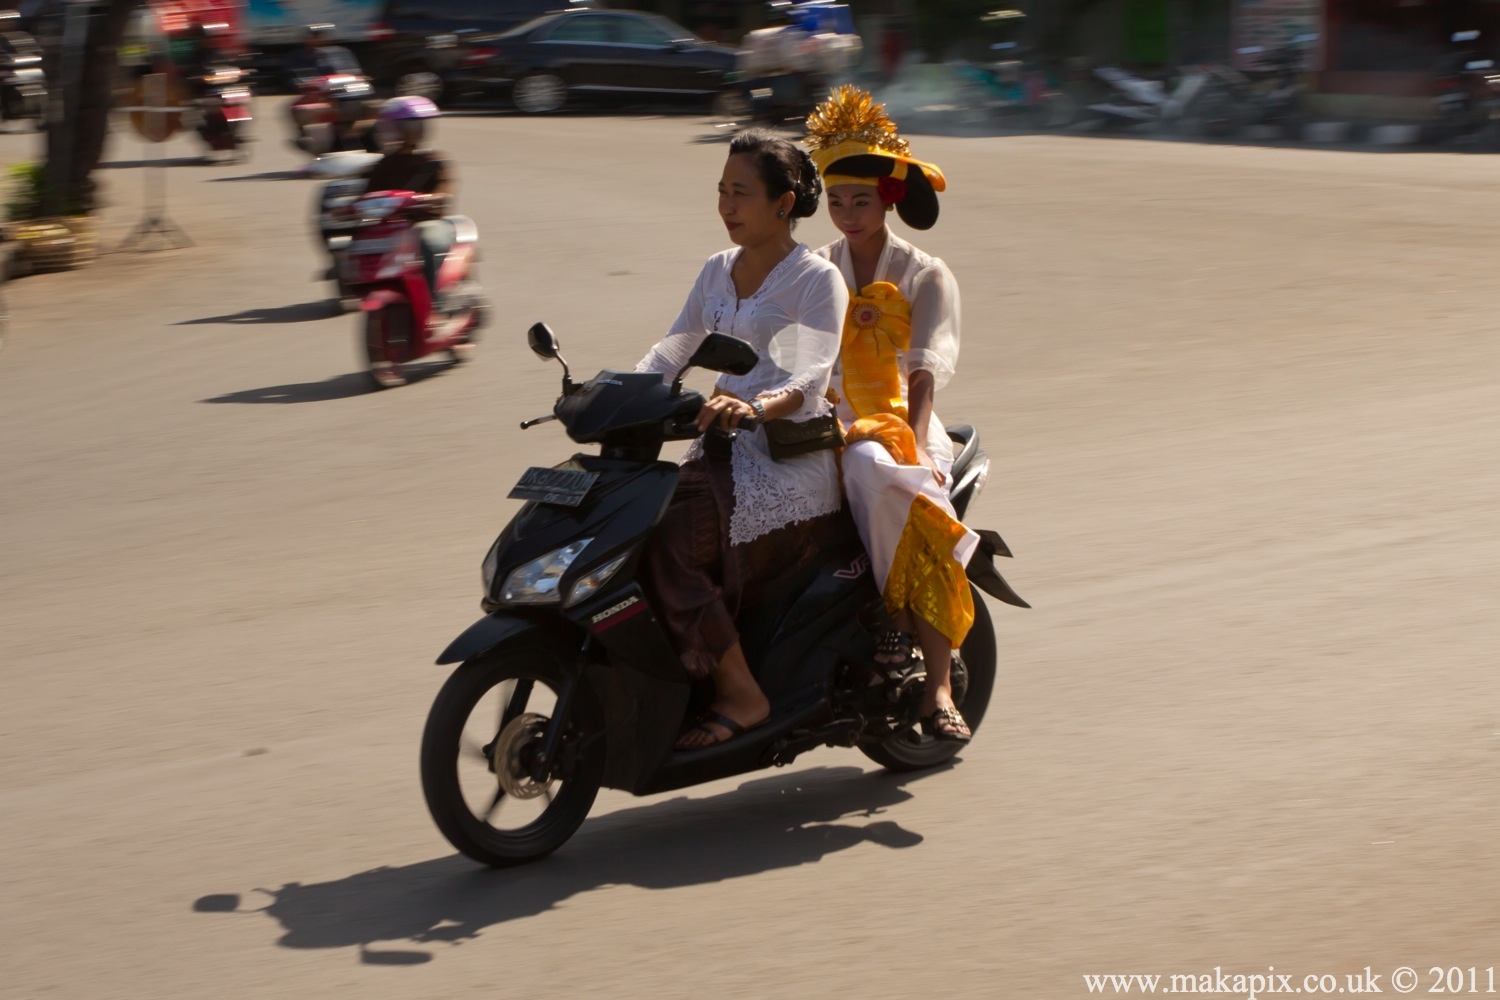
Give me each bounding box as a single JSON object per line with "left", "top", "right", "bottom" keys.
{"left": 590, "top": 595, "right": 643, "bottom": 631}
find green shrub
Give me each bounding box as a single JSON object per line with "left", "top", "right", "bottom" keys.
{"left": 4, "top": 162, "right": 86, "bottom": 221}
{"left": 5, "top": 161, "right": 46, "bottom": 222}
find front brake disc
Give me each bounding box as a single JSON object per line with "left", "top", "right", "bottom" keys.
{"left": 490, "top": 712, "right": 551, "bottom": 800}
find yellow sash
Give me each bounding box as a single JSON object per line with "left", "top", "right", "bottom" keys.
{"left": 841, "top": 281, "right": 911, "bottom": 423}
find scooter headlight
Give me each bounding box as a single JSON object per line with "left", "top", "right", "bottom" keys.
{"left": 563, "top": 552, "right": 630, "bottom": 608}
{"left": 501, "top": 539, "right": 592, "bottom": 605}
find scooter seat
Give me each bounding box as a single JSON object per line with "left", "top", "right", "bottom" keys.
{"left": 946, "top": 423, "right": 979, "bottom": 490}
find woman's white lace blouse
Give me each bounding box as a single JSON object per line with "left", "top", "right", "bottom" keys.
{"left": 635, "top": 244, "right": 849, "bottom": 545}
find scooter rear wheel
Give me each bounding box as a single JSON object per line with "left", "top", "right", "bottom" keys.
{"left": 858, "top": 586, "right": 997, "bottom": 772}
{"left": 421, "top": 643, "right": 606, "bottom": 867}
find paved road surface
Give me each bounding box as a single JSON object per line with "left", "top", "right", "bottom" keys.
{"left": 2, "top": 106, "right": 1498, "bottom": 998}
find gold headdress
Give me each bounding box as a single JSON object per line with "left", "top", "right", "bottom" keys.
{"left": 804, "top": 85, "right": 946, "bottom": 230}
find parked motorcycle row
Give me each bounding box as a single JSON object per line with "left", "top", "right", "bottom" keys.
{"left": 0, "top": 10, "right": 45, "bottom": 131}
{"left": 1084, "top": 36, "right": 1316, "bottom": 139}
{"left": 1432, "top": 29, "right": 1500, "bottom": 146}
{"left": 1082, "top": 30, "right": 1500, "bottom": 147}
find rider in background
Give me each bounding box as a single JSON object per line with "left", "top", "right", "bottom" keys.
{"left": 363, "top": 96, "right": 460, "bottom": 316}
{"left": 738, "top": 1, "right": 817, "bottom": 115}
{"left": 287, "top": 22, "right": 362, "bottom": 86}
{"left": 177, "top": 20, "right": 228, "bottom": 98}
{"left": 285, "top": 23, "right": 368, "bottom": 150}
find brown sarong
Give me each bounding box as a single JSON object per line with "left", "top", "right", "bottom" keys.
{"left": 641, "top": 446, "right": 834, "bottom": 678}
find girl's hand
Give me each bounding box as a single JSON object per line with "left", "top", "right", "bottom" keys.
{"left": 697, "top": 395, "right": 755, "bottom": 433}
{"left": 915, "top": 443, "right": 947, "bottom": 487}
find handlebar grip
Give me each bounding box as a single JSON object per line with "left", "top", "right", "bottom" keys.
{"left": 664, "top": 414, "right": 762, "bottom": 439}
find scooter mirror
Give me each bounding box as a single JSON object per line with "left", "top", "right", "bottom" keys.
{"left": 686, "top": 332, "right": 758, "bottom": 376}
{"left": 527, "top": 322, "right": 561, "bottom": 361}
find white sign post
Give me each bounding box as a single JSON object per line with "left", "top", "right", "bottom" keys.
{"left": 117, "top": 71, "right": 192, "bottom": 251}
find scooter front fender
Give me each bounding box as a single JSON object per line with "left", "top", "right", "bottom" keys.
{"left": 436, "top": 613, "right": 538, "bottom": 665}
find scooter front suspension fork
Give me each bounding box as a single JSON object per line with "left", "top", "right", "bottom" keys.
{"left": 530, "top": 636, "right": 591, "bottom": 782}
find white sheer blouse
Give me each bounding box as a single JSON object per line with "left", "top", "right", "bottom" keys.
{"left": 636, "top": 244, "right": 849, "bottom": 545}
{"left": 818, "top": 231, "right": 963, "bottom": 469}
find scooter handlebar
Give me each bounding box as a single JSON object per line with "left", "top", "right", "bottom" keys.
{"left": 663, "top": 414, "right": 761, "bottom": 442}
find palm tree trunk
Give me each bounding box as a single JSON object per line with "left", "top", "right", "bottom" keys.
{"left": 44, "top": 0, "right": 140, "bottom": 215}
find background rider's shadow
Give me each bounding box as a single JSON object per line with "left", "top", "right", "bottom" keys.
{"left": 195, "top": 764, "right": 942, "bottom": 960}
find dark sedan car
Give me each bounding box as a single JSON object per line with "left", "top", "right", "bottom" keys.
{"left": 363, "top": 0, "right": 602, "bottom": 99}
{"left": 451, "top": 9, "right": 735, "bottom": 113}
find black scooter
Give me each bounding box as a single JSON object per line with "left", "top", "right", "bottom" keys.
{"left": 419, "top": 324, "right": 1028, "bottom": 867}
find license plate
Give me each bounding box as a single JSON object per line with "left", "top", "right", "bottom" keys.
{"left": 508, "top": 467, "right": 599, "bottom": 507}
{"left": 348, "top": 236, "right": 397, "bottom": 255}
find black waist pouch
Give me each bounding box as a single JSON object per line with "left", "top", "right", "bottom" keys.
{"left": 763, "top": 413, "right": 846, "bottom": 462}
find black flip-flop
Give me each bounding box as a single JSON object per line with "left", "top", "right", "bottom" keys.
{"left": 676, "top": 710, "right": 762, "bottom": 751}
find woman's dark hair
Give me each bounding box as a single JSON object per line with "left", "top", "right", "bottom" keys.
{"left": 728, "top": 128, "right": 821, "bottom": 222}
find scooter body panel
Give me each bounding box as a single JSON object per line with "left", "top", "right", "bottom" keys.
{"left": 435, "top": 242, "right": 474, "bottom": 292}
{"left": 485, "top": 456, "right": 681, "bottom": 613}
{"left": 629, "top": 543, "right": 881, "bottom": 795}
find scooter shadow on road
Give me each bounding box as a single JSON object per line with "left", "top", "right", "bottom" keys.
{"left": 199, "top": 361, "right": 454, "bottom": 404}
{"left": 207, "top": 170, "right": 306, "bottom": 182}
{"left": 176, "top": 301, "right": 339, "bottom": 326}
{"left": 193, "top": 763, "right": 949, "bottom": 962}
{"left": 100, "top": 156, "right": 211, "bottom": 169}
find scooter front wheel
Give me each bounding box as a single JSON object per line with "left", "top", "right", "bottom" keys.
{"left": 364, "top": 302, "right": 411, "bottom": 388}
{"left": 421, "top": 643, "right": 606, "bottom": 867}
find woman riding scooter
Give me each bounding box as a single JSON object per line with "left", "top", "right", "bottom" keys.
{"left": 360, "top": 95, "right": 467, "bottom": 382}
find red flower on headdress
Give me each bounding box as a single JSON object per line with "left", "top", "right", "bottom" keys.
{"left": 877, "top": 176, "right": 907, "bottom": 204}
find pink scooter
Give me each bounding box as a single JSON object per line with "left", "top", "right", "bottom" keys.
{"left": 337, "top": 189, "right": 488, "bottom": 388}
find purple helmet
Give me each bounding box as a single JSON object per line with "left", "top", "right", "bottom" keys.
{"left": 379, "top": 95, "right": 440, "bottom": 121}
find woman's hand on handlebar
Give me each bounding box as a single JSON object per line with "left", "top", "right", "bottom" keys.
{"left": 696, "top": 394, "right": 756, "bottom": 433}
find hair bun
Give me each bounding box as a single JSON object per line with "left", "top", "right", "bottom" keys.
{"left": 792, "top": 147, "right": 822, "bottom": 219}
{"left": 726, "top": 129, "right": 822, "bottom": 225}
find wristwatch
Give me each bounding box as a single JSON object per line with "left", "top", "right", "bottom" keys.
{"left": 747, "top": 397, "right": 767, "bottom": 423}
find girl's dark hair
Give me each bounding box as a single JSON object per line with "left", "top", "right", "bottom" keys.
{"left": 728, "top": 128, "right": 821, "bottom": 221}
